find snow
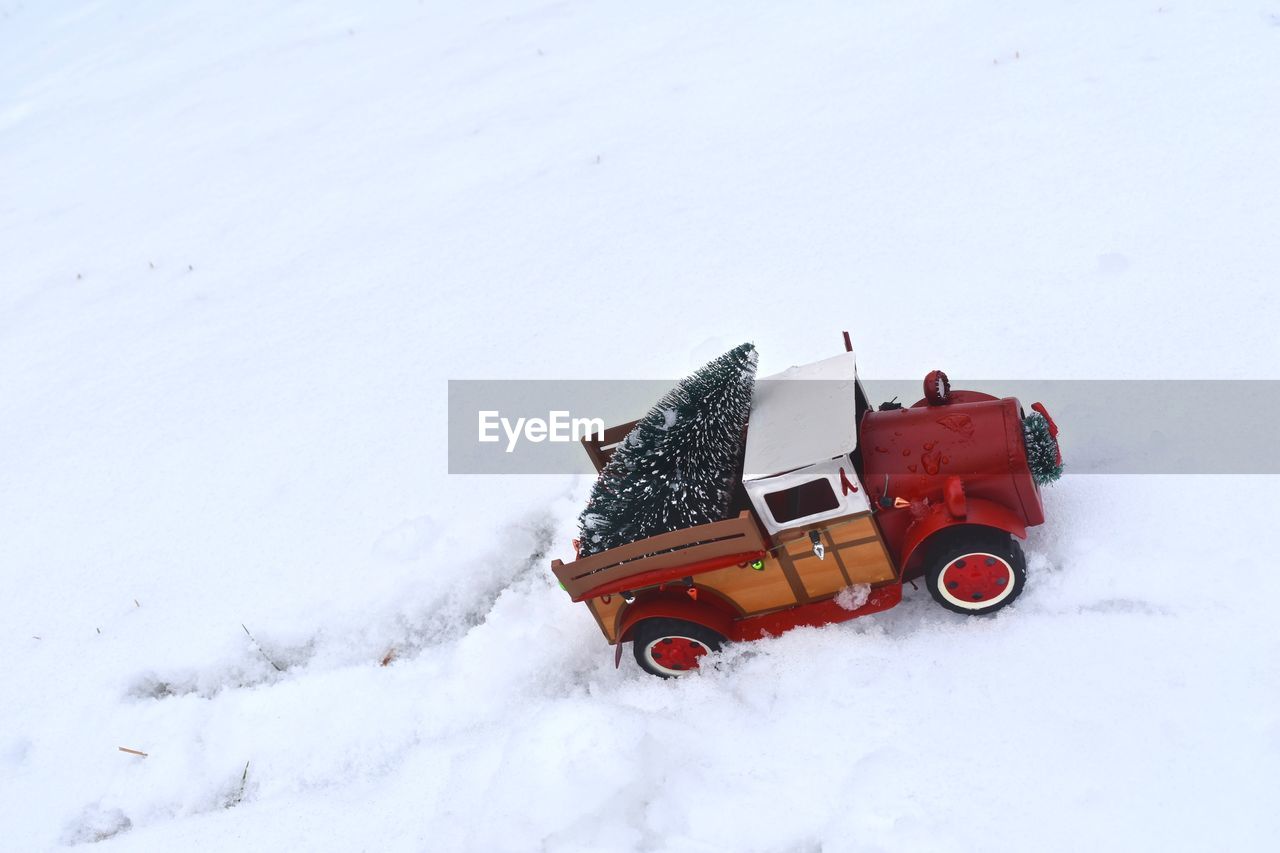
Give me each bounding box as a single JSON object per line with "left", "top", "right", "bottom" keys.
{"left": 3, "top": 1, "right": 1279, "bottom": 850}
{"left": 834, "top": 584, "right": 872, "bottom": 612}
{"left": 743, "top": 352, "right": 860, "bottom": 481}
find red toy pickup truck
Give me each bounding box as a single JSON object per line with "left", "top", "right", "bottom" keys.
{"left": 553, "top": 339, "right": 1061, "bottom": 677}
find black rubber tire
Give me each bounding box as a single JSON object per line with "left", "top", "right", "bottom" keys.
{"left": 925, "top": 530, "right": 1027, "bottom": 616}
{"left": 632, "top": 617, "right": 725, "bottom": 678}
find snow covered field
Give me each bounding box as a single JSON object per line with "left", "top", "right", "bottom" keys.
{"left": 3, "top": 1, "right": 1278, "bottom": 849}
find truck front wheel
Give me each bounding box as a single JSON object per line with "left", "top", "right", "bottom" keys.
{"left": 632, "top": 618, "right": 725, "bottom": 678}
{"left": 926, "top": 532, "right": 1026, "bottom": 615}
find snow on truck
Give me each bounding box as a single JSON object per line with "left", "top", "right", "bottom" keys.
{"left": 552, "top": 336, "right": 1063, "bottom": 678}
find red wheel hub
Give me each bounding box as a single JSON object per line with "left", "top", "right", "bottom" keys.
{"left": 941, "top": 553, "right": 1012, "bottom": 606}
{"left": 647, "top": 636, "right": 709, "bottom": 671}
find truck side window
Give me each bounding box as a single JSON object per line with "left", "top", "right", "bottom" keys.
{"left": 765, "top": 479, "right": 839, "bottom": 525}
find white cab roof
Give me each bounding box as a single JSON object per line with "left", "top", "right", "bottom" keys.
{"left": 742, "top": 352, "right": 859, "bottom": 481}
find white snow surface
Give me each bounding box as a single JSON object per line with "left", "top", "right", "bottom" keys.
{"left": 3, "top": 1, "right": 1279, "bottom": 850}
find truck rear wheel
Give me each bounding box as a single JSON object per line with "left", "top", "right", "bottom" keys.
{"left": 926, "top": 531, "right": 1026, "bottom": 615}
{"left": 632, "top": 618, "right": 724, "bottom": 678}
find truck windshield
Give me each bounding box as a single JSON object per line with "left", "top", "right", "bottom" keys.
{"left": 765, "top": 478, "right": 839, "bottom": 525}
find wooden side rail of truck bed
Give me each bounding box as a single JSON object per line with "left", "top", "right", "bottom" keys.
{"left": 581, "top": 419, "right": 640, "bottom": 473}
{"left": 551, "top": 511, "right": 768, "bottom": 601}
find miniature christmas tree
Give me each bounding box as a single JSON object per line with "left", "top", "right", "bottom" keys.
{"left": 1022, "top": 409, "right": 1063, "bottom": 485}
{"left": 578, "top": 343, "right": 758, "bottom": 556}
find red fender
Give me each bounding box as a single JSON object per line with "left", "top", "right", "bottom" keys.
{"left": 899, "top": 496, "right": 1028, "bottom": 570}
{"left": 616, "top": 593, "right": 735, "bottom": 644}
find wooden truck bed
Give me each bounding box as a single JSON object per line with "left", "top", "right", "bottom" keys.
{"left": 552, "top": 509, "right": 899, "bottom": 644}
{"left": 563, "top": 418, "right": 899, "bottom": 644}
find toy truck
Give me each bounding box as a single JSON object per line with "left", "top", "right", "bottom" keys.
{"left": 552, "top": 341, "right": 1061, "bottom": 677}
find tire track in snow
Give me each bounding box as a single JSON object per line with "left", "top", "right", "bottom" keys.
{"left": 121, "top": 512, "right": 558, "bottom": 702}
{"left": 83, "top": 511, "right": 563, "bottom": 844}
